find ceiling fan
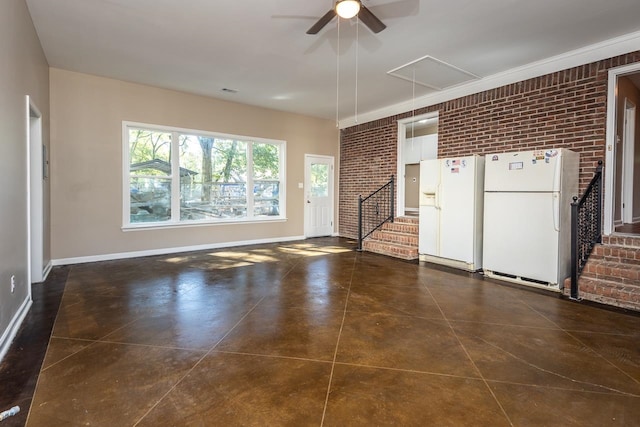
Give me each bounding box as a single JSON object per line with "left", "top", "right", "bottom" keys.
{"left": 307, "top": 0, "right": 387, "bottom": 35}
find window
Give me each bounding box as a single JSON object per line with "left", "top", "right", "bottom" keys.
{"left": 124, "top": 122, "right": 285, "bottom": 228}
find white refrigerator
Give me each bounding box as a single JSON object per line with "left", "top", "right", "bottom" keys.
{"left": 419, "top": 155, "right": 484, "bottom": 272}
{"left": 482, "top": 148, "right": 579, "bottom": 290}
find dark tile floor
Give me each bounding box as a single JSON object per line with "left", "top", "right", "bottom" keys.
{"left": 1, "top": 237, "right": 640, "bottom": 426}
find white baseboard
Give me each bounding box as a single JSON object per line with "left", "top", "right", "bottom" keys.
{"left": 633, "top": 216, "right": 640, "bottom": 224}
{"left": 0, "top": 296, "right": 33, "bottom": 363}
{"left": 42, "top": 260, "right": 53, "bottom": 281}
{"left": 52, "top": 235, "right": 306, "bottom": 266}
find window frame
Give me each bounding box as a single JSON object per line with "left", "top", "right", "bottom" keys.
{"left": 122, "top": 121, "right": 286, "bottom": 230}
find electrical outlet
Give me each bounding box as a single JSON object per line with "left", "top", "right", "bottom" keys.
{"left": 10, "top": 275, "right": 16, "bottom": 293}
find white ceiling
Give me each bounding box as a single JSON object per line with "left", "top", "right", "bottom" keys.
{"left": 25, "top": 0, "right": 640, "bottom": 124}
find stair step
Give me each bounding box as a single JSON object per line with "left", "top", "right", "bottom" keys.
{"left": 601, "top": 235, "right": 640, "bottom": 249}
{"left": 370, "top": 229, "right": 419, "bottom": 246}
{"left": 565, "top": 238, "right": 640, "bottom": 312}
{"left": 565, "top": 277, "right": 640, "bottom": 312}
{"left": 581, "top": 259, "right": 640, "bottom": 284}
{"left": 360, "top": 217, "right": 419, "bottom": 261}
{"left": 362, "top": 240, "right": 418, "bottom": 261}
{"left": 381, "top": 221, "right": 418, "bottom": 235}
{"left": 393, "top": 216, "right": 419, "bottom": 225}
{"left": 590, "top": 244, "right": 640, "bottom": 265}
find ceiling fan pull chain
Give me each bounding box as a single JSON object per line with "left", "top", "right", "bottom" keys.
{"left": 336, "top": 18, "right": 340, "bottom": 127}
{"left": 412, "top": 68, "right": 416, "bottom": 142}
{"left": 355, "top": 15, "right": 359, "bottom": 123}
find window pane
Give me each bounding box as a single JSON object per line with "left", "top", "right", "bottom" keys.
{"left": 311, "top": 163, "right": 329, "bottom": 197}
{"left": 130, "top": 177, "right": 171, "bottom": 222}
{"left": 179, "top": 135, "right": 247, "bottom": 220}
{"left": 253, "top": 143, "right": 279, "bottom": 180}
{"left": 253, "top": 143, "right": 280, "bottom": 217}
{"left": 254, "top": 181, "right": 279, "bottom": 217}
{"left": 129, "top": 129, "right": 172, "bottom": 177}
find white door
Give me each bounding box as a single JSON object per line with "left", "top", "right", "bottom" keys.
{"left": 622, "top": 99, "right": 636, "bottom": 224}
{"left": 28, "top": 98, "right": 44, "bottom": 284}
{"left": 304, "top": 155, "right": 334, "bottom": 238}
{"left": 404, "top": 163, "right": 420, "bottom": 211}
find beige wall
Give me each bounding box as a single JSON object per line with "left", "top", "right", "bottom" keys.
{"left": 50, "top": 69, "right": 339, "bottom": 260}
{"left": 0, "top": 0, "right": 50, "bottom": 354}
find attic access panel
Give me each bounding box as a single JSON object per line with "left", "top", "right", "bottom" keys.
{"left": 387, "top": 55, "right": 480, "bottom": 90}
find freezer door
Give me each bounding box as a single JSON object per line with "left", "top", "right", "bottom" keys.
{"left": 484, "top": 149, "right": 563, "bottom": 192}
{"left": 439, "top": 157, "right": 477, "bottom": 263}
{"left": 419, "top": 205, "right": 439, "bottom": 256}
{"left": 419, "top": 159, "right": 440, "bottom": 256}
{"left": 419, "top": 159, "right": 440, "bottom": 205}
{"left": 483, "top": 192, "right": 560, "bottom": 284}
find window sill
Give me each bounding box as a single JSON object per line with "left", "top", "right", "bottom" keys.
{"left": 122, "top": 216, "right": 287, "bottom": 232}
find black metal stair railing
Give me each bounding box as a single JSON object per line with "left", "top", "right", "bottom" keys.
{"left": 357, "top": 175, "right": 395, "bottom": 251}
{"left": 570, "top": 160, "right": 603, "bottom": 300}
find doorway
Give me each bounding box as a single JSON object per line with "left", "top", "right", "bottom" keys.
{"left": 304, "top": 154, "right": 334, "bottom": 238}
{"left": 604, "top": 65, "right": 640, "bottom": 235}
{"left": 622, "top": 99, "right": 636, "bottom": 225}
{"left": 28, "top": 96, "right": 45, "bottom": 284}
{"left": 397, "top": 113, "right": 439, "bottom": 217}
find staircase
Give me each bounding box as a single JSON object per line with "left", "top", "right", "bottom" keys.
{"left": 564, "top": 235, "right": 640, "bottom": 312}
{"left": 362, "top": 216, "right": 419, "bottom": 261}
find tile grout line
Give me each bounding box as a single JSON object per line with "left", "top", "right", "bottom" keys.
{"left": 518, "top": 298, "right": 640, "bottom": 390}
{"left": 131, "top": 294, "right": 269, "bottom": 426}
{"left": 24, "top": 266, "right": 72, "bottom": 426}
{"left": 212, "top": 349, "right": 334, "bottom": 364}
{"left": 419, "top": 275, "right": 515, "bottom": 427}
{"left": 319, "top": 250, "right": 359, "bottom": 427}
{"left": 41, "top": 309, "right": 154, "bottom": 373}
{"left": 457, "top": 325, "right": 640, "bottom": 398}
{"left": 483, "top": 378, "right": 640, "bottom": 397}
{"left": 132, "top": 255, "right": 304, "bottom": 426}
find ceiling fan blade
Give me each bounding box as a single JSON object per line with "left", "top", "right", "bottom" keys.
{"left": 306, "top": 9, "right": 336, "bottom": 34}
{"left": 359, "top": 4, "right": 386, "bottom": 33}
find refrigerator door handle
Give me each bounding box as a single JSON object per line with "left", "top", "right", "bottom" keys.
{"left": 552, "top": 154, "right": 562, "bottom": 192}
{"left": 436, "top": 183, "right": 442, "bottom": 209}
{"left": 552, "top": 193, "right": 560, "bottom": 231}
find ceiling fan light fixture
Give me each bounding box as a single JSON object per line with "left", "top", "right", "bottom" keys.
{"left": 335, "top": 0, "right": 360, "bottom": 19}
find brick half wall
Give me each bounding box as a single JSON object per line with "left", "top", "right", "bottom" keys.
{"left": 339, "top": 51, "right": 640, "bottom": 239}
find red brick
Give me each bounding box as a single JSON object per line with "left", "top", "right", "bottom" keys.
{"left": 339, "top": 55, "right": 640, "bottom": 238}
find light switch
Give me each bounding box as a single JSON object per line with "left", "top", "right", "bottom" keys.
{"left": 298, "top": 182, "right": 304, "bottom": 189}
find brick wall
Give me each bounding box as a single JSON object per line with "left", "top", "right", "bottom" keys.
{"left": 340, "top": 51, "right": 640, "bottom": 239}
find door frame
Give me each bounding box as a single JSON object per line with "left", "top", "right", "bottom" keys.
{"left": 27, "top": 96, "right": 44, "bottom": 287}
{"left": 622, "top": 98, "right": 636, "bottom": 224}
{"left": 303, "top": 154, "right": 335, "bottom": 238}
{"left": 604, "top": 62, "right": 640, "bottom": 235}
{"left": 396, "top": 112, "right": 439, "bottom": 217}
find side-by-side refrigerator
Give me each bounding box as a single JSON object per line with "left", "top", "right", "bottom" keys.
{"left": 419, "top": 155, "right": 484, "bottom": 271}
{"left": 482, "top": 149, "right": 579, "bottom": 290}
